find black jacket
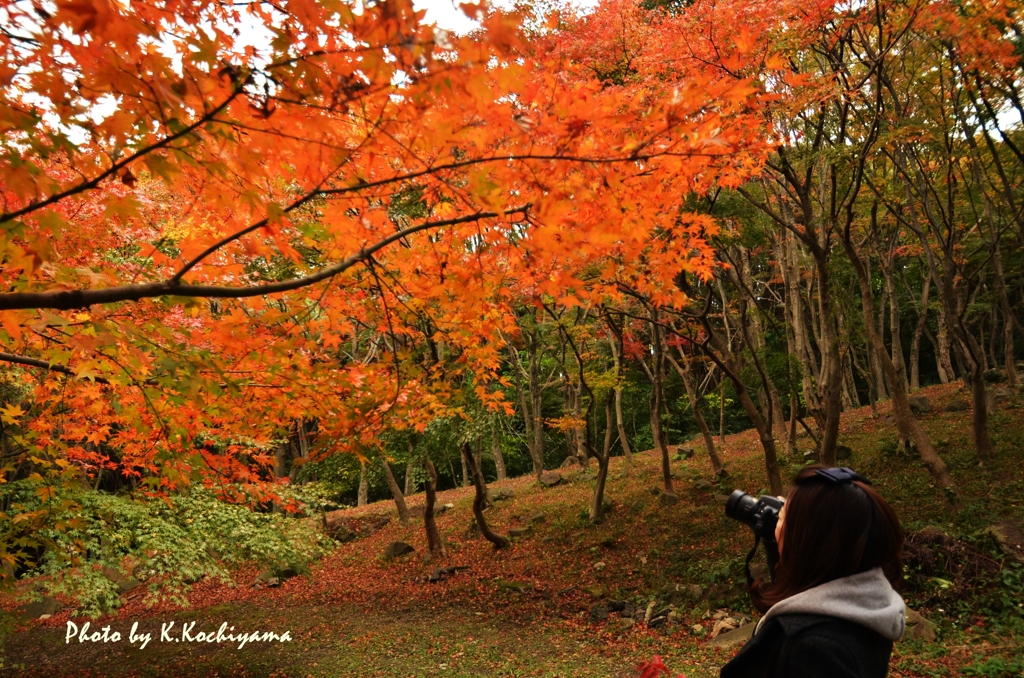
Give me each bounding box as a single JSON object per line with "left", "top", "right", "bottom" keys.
{"left": 720, "top": 614, "right": 894, "bottom": 678}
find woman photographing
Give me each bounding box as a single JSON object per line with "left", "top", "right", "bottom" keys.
{"left": 721, "top": 465, "right": 905, "bottom": 678}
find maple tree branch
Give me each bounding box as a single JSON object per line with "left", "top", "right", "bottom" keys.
{"left": 0, "top": 86, "right": 249, "bottom": 226}
{"left": 0, "top": 351, "right": 110, "bottom": 384}
{"left": 0, "top": 205, "right": 531, "bottom": 311}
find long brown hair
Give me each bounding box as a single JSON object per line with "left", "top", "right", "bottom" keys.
{"left": 750, "top": 464, "right": 903, "bottom": 613}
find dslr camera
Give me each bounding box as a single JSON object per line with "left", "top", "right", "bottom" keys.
{"left": 725, "top": 489, "right": 784, "bottom": 582}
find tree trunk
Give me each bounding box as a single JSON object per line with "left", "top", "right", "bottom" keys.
{"left": 571, "top": 382, "right": 588, "bottom": 467}
{"left": 528, "top": 335, "right": 546, "bottom": 478}
{"left": 404, "top": 438, "right": 417, "bottom": 496}
{"left": 606, "top": 326, "right": 634, "bottom": 463}
{"left": 719, "top": 377, "right": 726, "bottom": 444}
{"left": 460, "top": 446, "right": 470, "bottom": 488}
{"left": 614, "top": 385, "right": 632, "bottom": 461}
{"left": 814, "top": 260, "right": 843, "bottom": 467}
{"left": 873, "top": 275, "right": 890, "bottom": 398}
{"left": 778, "top": 251, "right": 804, "bottom": 445}
{"left": 379, "top": 456, "right": 410, "bottom": 525}
{"left": 357, "top": 462, "right": 368, "bottom": 507}
{"left": 936, "top": 303, "right": 955, "bottom": 383}
{"left": 909, "top": 275, "right": 931, "bottom": 391}
{"left": 649, "top": 311, "right": 674, "bottom": 494}
{"left": 702, "top": 325, "right": 783, "bottom": 496}
{"left": 461, "top": 443, "right": 508, "bottom": 549}
{"left": 274, "top": 443, "right": 288, "bottom": 482}
{"left": 922, "top": 229, "right": 995, "bottom": 461}
{"left": 490, "top": 422, "right": 507, "bottom": 481}
{"left": 590, "top": 392, "right": 614, "bottom": 524}
{"left": 842, "top": 235, "right": 958, "bottom": 501}
{"left": 474, "top": 437, "right": 484, "bottom": 479}
{"left": 288, "top": 419, "right": 310, "bottom": 484}
{"left": 423, "top": 459, "right": 445, "bottom": 556}
{"left": 852, "top": 341, "right": 879, "bottom": 417}
{"left": 668, "top": 350, "right": 725, "bottom": 476}
{"left": 883, "top": 261, "right": 909, "bottom": 391}
{"left": 508, "top": 330, "right": 546, "bottom": 479}
{"left": 786, "top": 234, "right": 824, "bottom": 421}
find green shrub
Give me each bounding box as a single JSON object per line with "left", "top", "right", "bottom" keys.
{"left": 29, "top": 487, "right": 333, "bottom": 617}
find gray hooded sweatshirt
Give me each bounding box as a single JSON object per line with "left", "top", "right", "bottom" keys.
{"left": 754, "top": 567, "right": 905, "bottom": 641}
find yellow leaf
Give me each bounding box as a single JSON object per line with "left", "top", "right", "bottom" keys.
{"left": 0, "top": 403, "right": 25, "bottom": 425}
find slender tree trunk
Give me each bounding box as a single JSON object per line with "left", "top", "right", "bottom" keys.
{"left": 918, "top": 217, "right": 996, "bottom": 461}
{"left": 787, "top": 235, "right": 824, "bottom": 421}
{"left": 614, "top": 385, "right": 631, "bottom": 461}
{"left": 380, "top": 457, "right": 410, "bottom": 525}
{"left": 460, "top": 447, "right": 470, "bottom": 488}
{"left": 883, "top": 262, "right": 909, "bottom": 391}
{"left": 936, "top": 303, "right": 955, "bottom": 383}
{"left": 853, "top": 341, "right": 879, "bottom": 417}
{"left": 874, "top": 278, "right": 890, "bottom": 398}
{"left": 288, "top": 420, "right": 310, "bottom": 484}
{"left": 571, "top": 382, "right": 588, "bottom": 467}
{"left": 474, "top": 437, "right": 484, "bottom": 479}
{"left": 605, "top": 326, "right": 633, "bottom": 463}
{"left": 842, "top": 236, "right": 958, "bottom": 500}
{"left": 910, "top": 276, "right": 931, "bottom": 391}
{"left": 423, "top": 459, "right": 445, "bottom": 556}
{"left": 274, "top": 443, "right": 288, "bottom": 481}
{"left": 778, "top": 243, "right": 804, "bottom": 444}
{"left": 702, "top": 325, "right": 783, "bottom": 496}
{"left": 719, "top": 377, "right": 726, "bottom": 444}
{"left": 508, "top": 329, "right": 546, "bottom": 479}
{"left": 404, "top": 457, "right": 415, "bottom": 496}
{"left": 669, "top": 350, "right": 725, "bottom": 476}
{"left": 842, "top": 345, "right": 861, "bottom": 409}
{"left": 961, "top": 117, "right": 1018, "bottom": 387}
{"left": 989, "top": 309, "right": 999, "bottom": 370}
{"left": 649, "top": 311, "right": 674, "bottom": 494}
{"left": 814, "top": 260, "right": 843, "bottom": 467}
{"left": 490, "top": 422, "right": 506, "bottom": 481}
{"left": 357, "top": 462, "right": 368, "bottom": 507}
{"left": 788, "top": 393, "right": 798, "bottom": 455}
{"left": 590, "top": 392, "right": 614, "bottom": 524}
{"left": 461, "top": 443, "right": 508, "bottom": 549}
{"left": 529, "top": 338, "right": 546, "bottom": 478}
{"left": 997, "top": 257, "right": 1017, "bottom": 386}
{"left": 404, "top": 438, "right": 417, "bottom": 496}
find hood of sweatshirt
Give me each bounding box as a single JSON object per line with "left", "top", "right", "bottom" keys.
{"left": 754, "top": 568, "right": 905, "bottom": 641}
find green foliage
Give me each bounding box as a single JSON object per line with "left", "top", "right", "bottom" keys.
{"left": 296, "top": 451, "right": 367, "bottom": 502}
{"left": 962, "top": 656, "right": 1024, "bottom": 678}
{"left": 29, "top": 487, "right": 333, "bottom": 617}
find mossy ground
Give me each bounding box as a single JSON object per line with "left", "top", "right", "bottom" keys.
{"left": 2, "top": 382, "right": 1023, "bottom": 677}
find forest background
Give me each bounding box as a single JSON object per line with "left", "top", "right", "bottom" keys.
{"left": 0, "top": 0, "right": 1022, "bottom": 674}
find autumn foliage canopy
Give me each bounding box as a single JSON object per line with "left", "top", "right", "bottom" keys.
{"left": 0, "top": 0, "right": 766, "bottom": 527}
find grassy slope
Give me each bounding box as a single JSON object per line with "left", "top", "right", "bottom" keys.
{"left": 2, "top": 382, "right": 1023, "bottom": 677}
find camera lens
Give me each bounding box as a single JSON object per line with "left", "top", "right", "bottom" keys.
{"left": 725, "top": 490, "right": 757, "bottom": 525}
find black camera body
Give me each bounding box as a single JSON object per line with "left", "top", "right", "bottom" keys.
{"left": 725, "top": 489, "right": 784, "bottom": 581}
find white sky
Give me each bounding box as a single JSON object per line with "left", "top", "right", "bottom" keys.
{"left": 414, "top": 0, "right": 601, "bottom": 33}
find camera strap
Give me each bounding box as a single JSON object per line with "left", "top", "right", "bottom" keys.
{"left": 744, "top": 534, "right": 761, "bottom": 587}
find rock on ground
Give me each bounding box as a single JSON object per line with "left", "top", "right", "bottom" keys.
{"left": 903, "top": 608, "right": 937, "bottom": 642}
{"left": 908, "top": 395, "right": 931, "bottom": 414}
{"left": 708, "top": 623, "right": 756, "bottom": 648}
{"left": 18, "top": 596, "right": 62, "bottom": 621}
{"left": 944, "top": 399, "right": 971, "bottom": 412}
{"left": 383, "top": 541, "right": 415, "bottom": 559}
{"left": 658, "top": 491, "right": 679, "bottom": 506}
{"left": 538, "top": 472, "right": 563, "bottom": 487}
